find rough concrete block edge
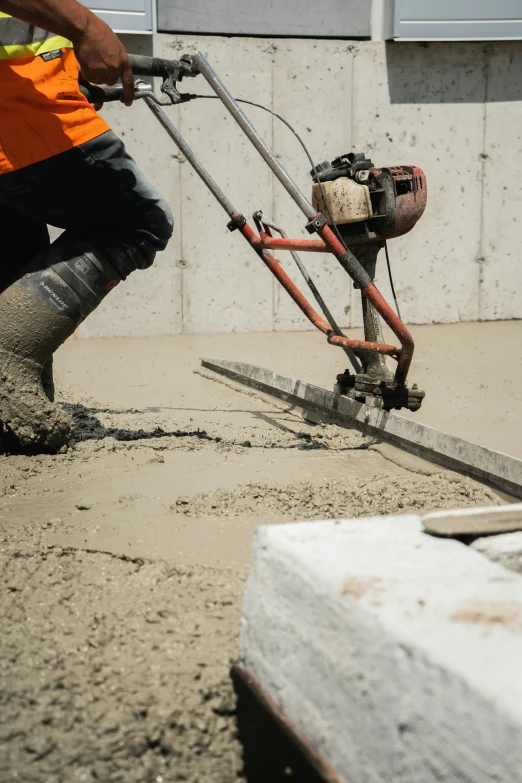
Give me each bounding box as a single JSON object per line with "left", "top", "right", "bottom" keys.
{"left": 239, "top": 535, "right": 372, "bottom": 783}
{"left": 231, "top": 666, "right": 346, "bottom": 783}
{"left": 200, "top": 357, "right": 522, "bottom": 498}
{"left": 239, "top": 519, "right": 419, "bottom": 783}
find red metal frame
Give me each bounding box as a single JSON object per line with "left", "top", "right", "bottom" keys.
{"left": 237, "top": 217, "right": 414, "bottom": 385}
{"left": 250, "top": 236, "right": 328, "bottom": 253}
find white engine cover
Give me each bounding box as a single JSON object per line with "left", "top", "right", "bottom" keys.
{"left": 312, "top": 177, "right": 373, "bottom": 225}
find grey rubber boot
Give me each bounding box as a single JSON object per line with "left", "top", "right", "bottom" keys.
{"left": 0, "top": 244, "right": 121, "bottom": 451}
{"left": 0, "top": 286, "right": 76, "bottom": 449}
{"left": 0, "top": 251, "right": 55, "bottom": 404}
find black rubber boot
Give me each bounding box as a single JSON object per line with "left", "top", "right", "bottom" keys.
{"left": 41, "top": 357, "right": 55, "bottom": 403}
{"left": 0, "top": 243, "right": 121, "bottom": 450}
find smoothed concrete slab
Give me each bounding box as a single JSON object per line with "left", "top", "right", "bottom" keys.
{"left": 241, "top": 516, "right": 522, "bottom": 783}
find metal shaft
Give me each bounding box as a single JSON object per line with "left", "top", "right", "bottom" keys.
{"left": 193, "top": 51, "right": 317, "bottom": 222}
{"left": 143, "top": 95, "right": 238, "bottom": 219}
{"left": 351, "top": 244, "right": 393, "bottom": 380}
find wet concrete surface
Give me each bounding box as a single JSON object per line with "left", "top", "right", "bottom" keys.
{"left": 0, "top": 322, "right": 516, "bottom": 782}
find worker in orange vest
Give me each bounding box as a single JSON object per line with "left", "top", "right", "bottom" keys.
{"left": 0, "top": 0, "right": 173, "bottom": 450}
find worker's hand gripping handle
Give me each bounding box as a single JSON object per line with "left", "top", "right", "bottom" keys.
{"left": 81, "top": 54, "right": 200, "bottom": 107}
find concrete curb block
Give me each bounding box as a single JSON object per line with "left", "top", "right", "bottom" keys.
{"left": 240, "top": 514, "right": 522, "bottom": 783}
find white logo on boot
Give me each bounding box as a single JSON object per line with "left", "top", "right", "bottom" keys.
{"left": 75, "top": 257, "right": 90, "bottom": 275}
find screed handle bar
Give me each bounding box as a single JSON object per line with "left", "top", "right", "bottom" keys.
{"left": 143, "top": 94, "right": 238, "bottom": 218}
{"left": 79, "top": 83, "right": 124, "bottom": 103}
{"left": 127, "top": 54, "right": 176, "bottom": 77}
{"left": 137, "top": 53, "right": 414, "bottom": 385}
{"left": 79, "top": 81, "right": 153, "bottom": 105}
{"left": 127, "top": 54, "right": 200, "bottom": 80}
{"left": 192, "top": 51, "right": 317, "bottom": 221}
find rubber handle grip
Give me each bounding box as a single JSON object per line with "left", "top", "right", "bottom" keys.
{"left": 127, "top": 54, "right": 176, "bottom": 77}
{"left": 79, "top": 84, "right": 123, "bottom": 104}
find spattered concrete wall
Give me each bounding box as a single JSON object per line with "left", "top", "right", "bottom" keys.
{"left": 80, "top": 36, "right": 522, "bottom": 338}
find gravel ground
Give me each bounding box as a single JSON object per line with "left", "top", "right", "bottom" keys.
{"left": 1, "top": 533, "right": 245, "bottom": 783}
{"left": 173, "top": 473, "right": 499, "bottom": 521}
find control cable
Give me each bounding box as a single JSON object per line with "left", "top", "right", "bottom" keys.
{"left": 192, "top": 94, "right": 347, "bottom": 248}
{"left": 384, "top": 241, "right": 402, "bottom": 321}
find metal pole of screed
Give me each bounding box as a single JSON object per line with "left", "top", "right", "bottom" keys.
{"left": 193, "top": 52, "right": 318, "bottom": 222}
{"left": 143, "top": 95, "right": 238, "bottom": 219}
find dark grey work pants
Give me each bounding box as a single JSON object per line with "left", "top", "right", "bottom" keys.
{"left": 0, "top": 130, "right": 174, "bottom": 292}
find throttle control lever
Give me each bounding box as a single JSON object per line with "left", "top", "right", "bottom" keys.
{"left": 127, "top": 53, "right": 200, "bottom": 104}
{"left": 79, "top": 53, "right": 201, "bottom": 106}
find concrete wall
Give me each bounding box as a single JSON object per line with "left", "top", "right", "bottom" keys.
{"left": 81, "top": 36, "right": 522, "bottom": 338}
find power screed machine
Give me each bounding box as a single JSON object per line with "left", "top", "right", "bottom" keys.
{"left": 84, "top": 52, "right": 427, "bottom": 412}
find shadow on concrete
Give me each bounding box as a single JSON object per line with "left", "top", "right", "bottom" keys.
{"left": 232, "top": 668, "right": 336, "bottom": 783}
{"left": 385, "top": 41, "right": 522, "bottom": 103}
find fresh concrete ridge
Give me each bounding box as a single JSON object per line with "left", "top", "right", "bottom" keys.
{"left": 240, "top": 515, "right": 522, "bottom": 783}
{"left": 81, "top": 35, "right": 522, "bottom": 337}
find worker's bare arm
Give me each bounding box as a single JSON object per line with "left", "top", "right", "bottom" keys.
{"left": 0, "top": 0, "right": 134, "bottom": 104}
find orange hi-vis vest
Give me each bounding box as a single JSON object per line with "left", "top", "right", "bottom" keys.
{"left": 0, "top": 13, "right": 109, "bottom": 174}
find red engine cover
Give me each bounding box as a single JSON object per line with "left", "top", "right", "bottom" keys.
{"left": 370, "top": 165, "right": 427, "bottom": 239}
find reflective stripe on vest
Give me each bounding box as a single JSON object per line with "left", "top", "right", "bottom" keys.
{"left": 0, "top": 13, "right": 72, "bottom": 60}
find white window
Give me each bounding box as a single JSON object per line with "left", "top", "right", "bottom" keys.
{"left": 83, "top": 1, "right": 154, "bottom": 34}
{"left": 390, "top": 0, "right": 522, "bottom": 41}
